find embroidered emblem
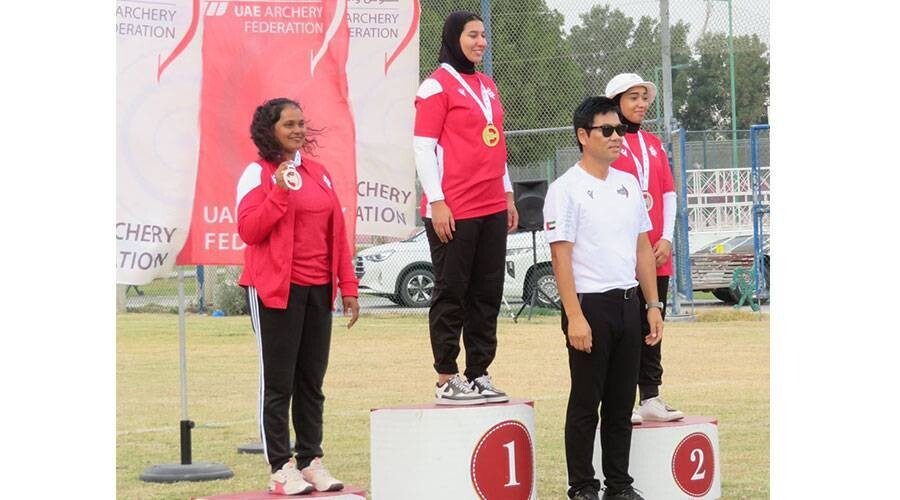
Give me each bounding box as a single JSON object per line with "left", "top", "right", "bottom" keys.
{"left": 323, "top": 175, "right": 332, "bottom": 189}
{"left": 486, "top": 88, "right": 496, "bottom": 99}
{"left": 586, "top": 190, "right": 594, "bottom": 199}
{"left": 617, "top": 185, "right": 629, "bottom": 197}
{"left": 621, "top": 148, "right": 629, "bottom": 157}
{"left": 649, "top": 145, "right": 658, "bottom": 157}
{"left": 458, "top": 88, "right": 466, "bottom": 96}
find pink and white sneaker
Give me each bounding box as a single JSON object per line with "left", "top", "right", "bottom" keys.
{"left": 301, "top": 457, "right": 344, "bottom": 492}
{"left": 268, "top": 459, "right": 313, "bottom": 495}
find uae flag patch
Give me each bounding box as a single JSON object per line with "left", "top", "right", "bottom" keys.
{"left": 545, "top": 221, "right": 556, "bottom": 230}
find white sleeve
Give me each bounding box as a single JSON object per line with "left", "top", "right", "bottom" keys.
{"left": 542, "top": 181, "right": 578, "bottom": 243}
{"left": 662, "top": 191, "right": 676, "bottom": 242}
{"left": 413, "top": 136, "right": 444, "bottom": 202}
{"left": 502, "top": 163, "right": 512, "bottom": 193}
{"left": 236, "top": 162, "right": 262, "bottom": 210}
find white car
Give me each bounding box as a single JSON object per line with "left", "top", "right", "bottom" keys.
{"left": 355, "top": 228, "right": 559, "bottom": 308}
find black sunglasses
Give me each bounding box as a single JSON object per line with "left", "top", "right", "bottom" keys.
{"left": 585, "top": 124, "right": 627, "bottom": 138}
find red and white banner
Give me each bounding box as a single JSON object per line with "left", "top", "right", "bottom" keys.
{"left": 117, "top": 0, "right": 420, "bottom": 282}
{"left": 347, "top": 0, "right": 420, "bottom": 237}
{"left": 116, "top": 0, "right": 203, "bottom": 284}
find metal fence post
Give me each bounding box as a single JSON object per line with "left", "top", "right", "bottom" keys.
{"left": 480, "top": 0, "right": 493, "bottom": 77}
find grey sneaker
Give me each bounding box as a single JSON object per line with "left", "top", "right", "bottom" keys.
{"left": 435, "top": 374, "right": 486, "bottom": 405}
{"left": 471, "top": 375, "right": 509, "bottom": 403}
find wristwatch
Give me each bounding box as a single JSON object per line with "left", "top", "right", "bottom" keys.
{"left": 645, "top": 301, "right": 664, "bottom": 311}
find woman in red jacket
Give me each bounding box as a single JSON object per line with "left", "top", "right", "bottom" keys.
{"left": 237, "top": 97, "right": 359, "bottom": 495}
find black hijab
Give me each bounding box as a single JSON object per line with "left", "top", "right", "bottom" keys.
{"left": 438, "top": 11, "right": 483, "bottom": 75}
{"left": 612, "top": 93, "right": 642, "bottom": 133}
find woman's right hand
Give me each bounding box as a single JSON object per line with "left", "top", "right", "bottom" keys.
{"left": 273, "top": 161, "right": 293, "bottom": 190}
{"left": 430, "top": 200, "right": 455, "bottom": 243}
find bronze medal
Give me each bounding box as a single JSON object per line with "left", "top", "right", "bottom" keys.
{"left": 643, "top": 191, "right": 654, "bottom": 211}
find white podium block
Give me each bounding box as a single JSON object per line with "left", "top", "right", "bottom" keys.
{"left": 371, "top": 399, "right": 537, "bottom": 500}
{"left": 593, "top": 416, "right": 721, "bottom": 499}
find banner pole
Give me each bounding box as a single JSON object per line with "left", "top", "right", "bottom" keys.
{"left": 140, "top": 267, "right": 233, "bottom": 483}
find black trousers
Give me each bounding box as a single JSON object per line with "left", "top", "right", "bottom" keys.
{"left": 637, "top": 276, "right": 669, "bottom": 401}
{"left": 563, "top": 288, "right": 641, "bottom": 497}
{"left": 424, "top": 210, "right": 507, "bottom": 379}
{"left": 247, "top": 283, "right": 333, "bottom": 473}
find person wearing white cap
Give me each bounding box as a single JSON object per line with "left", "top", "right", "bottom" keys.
{"left": 605, "top": 73, "right": 684, "bottom": 424}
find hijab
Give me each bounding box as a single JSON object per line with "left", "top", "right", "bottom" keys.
{"left": 438, "top": 11, "right": 483, "bottom": 75}
{"left": 612, "top": 93, "right": 642, "bottom": 133}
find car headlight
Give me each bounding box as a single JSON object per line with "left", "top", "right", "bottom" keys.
{"left": 506, "top": 248, "right": 531, "bottom": 256}
{"left": 364, "top": 250, "right": 395, "bottom": 262}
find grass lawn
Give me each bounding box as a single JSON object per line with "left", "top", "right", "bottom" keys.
{"left": 117, "top": 311, "right": 768, "bottom": 499}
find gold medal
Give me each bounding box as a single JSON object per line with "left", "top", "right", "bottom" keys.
{"left": 482, "top": 124, "right": 500, "bottom": 147}
{"left": 643, "top": 191, "right": 654, "bottom": 211}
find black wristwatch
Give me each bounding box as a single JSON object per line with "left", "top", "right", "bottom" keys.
{"left": 645, "top": 301, "right": 664, "bottom": 311}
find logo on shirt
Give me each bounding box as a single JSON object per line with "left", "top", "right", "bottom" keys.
{"left": 323, "top": 175, "right": 332, "bottom": 189}
{"left": 617, "top": 185, "right": 629, "bottom": 197}
{"left": 457, "top": 88, "right": 466, "bottom": 96}
{"left": 586, "top": 190, "right": 594, "bottom": 199}
{"left": 545, "top": 221, "right": 556, "bottom": 231}
{"left": 649, "top": 145, "right": 658, "bottom": 157}
{"left": 486, "top": 88, "right": 496, "bottom": 99}
{"left": 621, "top": 148, "right": 629, "bottom": 157}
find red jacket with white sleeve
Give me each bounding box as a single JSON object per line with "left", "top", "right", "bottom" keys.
{"left": 237, "top": 157, "right": 358, "bottom": 309}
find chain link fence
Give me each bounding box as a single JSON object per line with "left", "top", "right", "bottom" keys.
{"left": 122, "top": 0, "right": 769, "bottom": 315}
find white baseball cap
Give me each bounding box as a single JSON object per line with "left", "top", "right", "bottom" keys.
{"left": 604, "top": 73, "right": 657, "bottom": 106}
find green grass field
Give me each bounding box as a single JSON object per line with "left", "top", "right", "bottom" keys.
{"left": 117, "top": 311, "right": 769, "bottom": 499}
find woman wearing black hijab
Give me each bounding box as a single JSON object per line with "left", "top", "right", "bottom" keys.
{"left": 413, "top": 11, "right": 518, "bottom": 405}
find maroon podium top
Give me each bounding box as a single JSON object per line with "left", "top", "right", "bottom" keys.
{"left": 371, "top": 398, "right": 535, "bottom": 411}
{"left": 631, "top": 416, "right": 718, "bottom": 429}
{"left": 193, "top": 486, "right": 366, "bottom": 499}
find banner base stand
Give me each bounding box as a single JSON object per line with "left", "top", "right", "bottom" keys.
{"left": 237, "top": 441, "right": 294, "bottom": 454}
{"left": 140, "top": 462, "right": 234, "bottom": 483}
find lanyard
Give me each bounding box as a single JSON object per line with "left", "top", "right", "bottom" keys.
{"left": 622, "top": 131, "right": 649, "bottom": 192}
{"left": 440, "top": 63, "right": 493, "bottom": 125}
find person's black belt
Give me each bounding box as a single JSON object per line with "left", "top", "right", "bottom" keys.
{"left": 597, "top": 286, "right": 638, "bottom": 301}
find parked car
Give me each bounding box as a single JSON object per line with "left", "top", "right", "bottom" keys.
{"left": 355, "top": 228, "right": 559, "bottom": 308}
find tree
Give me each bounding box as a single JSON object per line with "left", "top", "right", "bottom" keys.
{"left": 676, "top": 32, "right": 769, "bottom": 130}
{"left": 567, "top": 5, "right": 692, "bottom": 127}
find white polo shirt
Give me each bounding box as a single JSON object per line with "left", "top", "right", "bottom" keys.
{"left": 543, "top": 163, "right": 652, "bottom": 293}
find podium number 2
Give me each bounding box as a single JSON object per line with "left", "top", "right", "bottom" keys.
{"left": 503, "top": 441, "right": 520, "bottom": 487}
{"left": 690, "top": 448, "right": 706, "bottom": 481}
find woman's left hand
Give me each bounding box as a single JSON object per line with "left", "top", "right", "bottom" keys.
{"left": 342, "top": 296, "right": 360, "bottom": 329}
{"left": 506, "top": 193, "right": 519, "bottom": 233}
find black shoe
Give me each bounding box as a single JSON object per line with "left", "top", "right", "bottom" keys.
{"left": 602, "top": 487, "right": 645, "bottom": 500}
{"left": 571, "top": 487, "right": 600, "bottom": 500}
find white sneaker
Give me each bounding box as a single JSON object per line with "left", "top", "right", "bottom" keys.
{"left": 637, "top": 396, "right": 685, "bottom": 422}
{"left": 631, "top": 410, "right": 643, "bottom": 425}
{"left": 300, "top": 457, "right": 344, "bottom": 492}
{"left": 268, "top": 459, "right": 314, "bottom": 495}
{"left": 471, "top": 375, "right": 509, "bottom": 403}
{"left": 435, "top": 374, "right": 486, "bottom": 405}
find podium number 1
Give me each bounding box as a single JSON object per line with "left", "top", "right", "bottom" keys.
{"left": 503, "top": 441, "right": 520, "bottom": 487}
{"left": 690, "top": 448, "right": 706, "bottom": 481}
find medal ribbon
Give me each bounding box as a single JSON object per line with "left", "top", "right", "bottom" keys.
{"left": 622, "top": 131, "right": 650, "bottom": 192}
{"left": 440, "top": 63, "right": 493, "bottom": 125}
